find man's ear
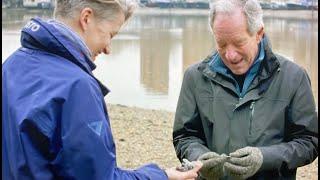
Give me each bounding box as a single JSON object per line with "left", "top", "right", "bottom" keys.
{"left": 79, "top": 7, "right": 94, "bottom": 32}
{"left": 256, "top": 26, "right": 264, "bottom": 42}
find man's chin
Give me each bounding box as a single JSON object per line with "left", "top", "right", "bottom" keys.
{"left": 231, "top": 69, "right": 247, "bottom": 75}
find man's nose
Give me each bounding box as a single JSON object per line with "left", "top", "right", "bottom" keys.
{"left": 225, "top": 47, "right": 237, "bottom": 60}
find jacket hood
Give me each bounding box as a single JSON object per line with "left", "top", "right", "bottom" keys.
{"left": 20, "top": 17, "right": 95, "bottom": 73}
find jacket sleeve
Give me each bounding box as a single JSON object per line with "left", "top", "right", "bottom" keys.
{"left": 21, "top": 77, "right": 168, "bottom": 180}
{"left": 173, "top": 66, "right": 211, "bottom": 162}
{"left": 259, "top": 69, "right": 318, "bottom": 171}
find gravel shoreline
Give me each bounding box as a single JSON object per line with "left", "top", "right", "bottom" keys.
{"left": 108, "top": 103, "right": 318, "bottom": 179}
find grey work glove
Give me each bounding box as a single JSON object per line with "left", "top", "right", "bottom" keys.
{"left": 223, "top": 147, "right": 263, "bottom": 179}
{"left": 197, "top": 152, "right": 229, "bottom": 180}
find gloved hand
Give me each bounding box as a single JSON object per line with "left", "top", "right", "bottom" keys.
{"left": 223, "top": 147, "right": 263, "bottom": 179}
{"left": 197, "top": 152, "right": 229, "bottom": 180}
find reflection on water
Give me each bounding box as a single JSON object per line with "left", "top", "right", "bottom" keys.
{"left": 2, "top": 9, "right": 318, "bottom": 111}
{"left": 140, "top": 30, "right": 170, "bottom": 94}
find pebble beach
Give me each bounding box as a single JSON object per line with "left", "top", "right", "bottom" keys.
{"left": 107, "top": 104, "right": 318, "bottom": 179}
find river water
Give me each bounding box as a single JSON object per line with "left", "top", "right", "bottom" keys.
{"left": 2, "top": 9, "right": 318, "bottom": 111}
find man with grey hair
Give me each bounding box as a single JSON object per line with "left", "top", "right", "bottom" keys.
{"left": 173, "top": 0, "right": 318, "bottom": 179}
{"left": 2, "top": 0, "right": 202, "bottom": 179}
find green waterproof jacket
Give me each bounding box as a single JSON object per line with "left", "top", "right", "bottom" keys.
{"left": 173, "top": 37, "right": 318, "bottom": 179}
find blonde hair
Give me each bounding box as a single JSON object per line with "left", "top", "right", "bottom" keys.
{"left": 54, "top": 0, "right": 137, "bottom": 22}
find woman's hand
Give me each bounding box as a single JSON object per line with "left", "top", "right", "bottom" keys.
{"left": 165, "top": 161, "right": 203, "bottom": 180}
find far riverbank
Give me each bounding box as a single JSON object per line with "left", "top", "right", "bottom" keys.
{"left": 2, "top": 7, "right": 318, "bottom": 20}
{"left": 134, "top": 8, "right": 318, "bottom": 20}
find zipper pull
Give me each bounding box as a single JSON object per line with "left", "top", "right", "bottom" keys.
{"left": 249, "top": 101, "right": 255, "bottom": 135}
{"left": 250, "top": 101, "right": 255, "bottom": 116}
{"left": 250, "top": 101, "right": 255, "bottom": 109}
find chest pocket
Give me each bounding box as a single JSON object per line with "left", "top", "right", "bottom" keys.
{"left": 247, "top": 98, "right": 288, "bottom": 145}
{"left": 197, "top": 83, "right": 236, "bottom": 123}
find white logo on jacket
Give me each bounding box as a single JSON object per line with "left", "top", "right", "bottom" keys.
{"left": 24, "top": 21, "right": 40, "bottom": 32}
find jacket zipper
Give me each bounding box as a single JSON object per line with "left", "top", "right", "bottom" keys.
{"left": 249, "top": 101, "right": 255, "bottom": 135}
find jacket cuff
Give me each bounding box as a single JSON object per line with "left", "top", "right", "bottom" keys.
{"left": 135, "top": 163, "right": 169, "bottom": 180}
{"left": 162, "top": 168, "right": 169, "bottom": 179}
{"left": 258, "top": 147, "right": 281, "bottom": 171}
{"left": 186, "top": 145, "right": 211, "bottom": 161}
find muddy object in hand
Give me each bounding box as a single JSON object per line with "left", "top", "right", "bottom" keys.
{"left": 176, "top": 159, "right": 195, "bottom": 172}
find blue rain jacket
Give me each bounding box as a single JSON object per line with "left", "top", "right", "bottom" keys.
{"left": 2, "top": 17, "right": 168, "bottom": 180}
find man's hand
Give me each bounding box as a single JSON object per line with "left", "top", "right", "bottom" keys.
{"left": 197, "top": 152, "right": 229, "bottom": 180}
{"left": 165, "top": 161, "right": 202, "bottom": 180}
{"left": 223, "top": 147, "right": 263, "bottom": 179}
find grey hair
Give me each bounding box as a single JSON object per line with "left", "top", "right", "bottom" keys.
{"left": 54, "top": 0, "right": 137, "bottom": 22}
{"left": 209, "top": 0, "right": 263, "bottom": 35}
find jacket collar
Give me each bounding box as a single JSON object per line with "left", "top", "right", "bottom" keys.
{"left": 20, "top": 17, "right": 110, "bottom": 96}
{"left": 47, "top": 19, "right": 94, "bottom": 69}
{"left": 256, "top": 35, "right": 280, "bottom": 81}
